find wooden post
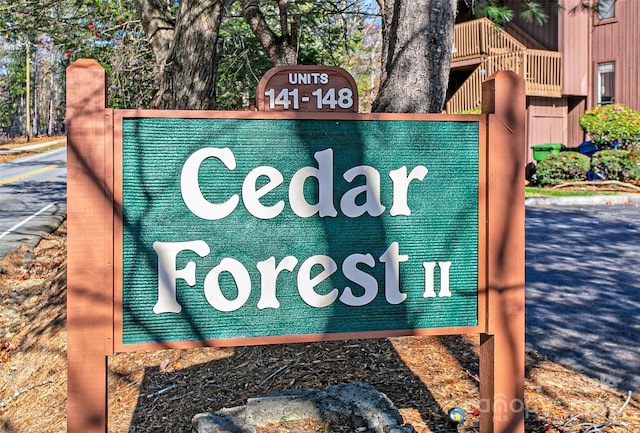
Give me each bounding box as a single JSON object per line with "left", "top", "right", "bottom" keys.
{"left": 66, "top": 59, "right": 112, "bottom": 433}
{"left": 480, "top": 70, "right": 526, "bottom": 433}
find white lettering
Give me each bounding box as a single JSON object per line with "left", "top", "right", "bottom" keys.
{"left": 152, "top": 240, "right": 456, "bottom": 313}
{"left": 422, "top": 261, "right": 452, "bottom": 298}
{"left": 181, "top": 147, "right": 239, "bottom": 220}
{"left": 340, "top": 253, "right": 378, "bottom": 306}
{"left": 340, "top": 166, "right": 385, "bottom": 217}
{"left": 289, "top": 148, "right": 338, "bottom": 218}
{"left": 389, "top": 166, "right": 428, "bottom": 216}
{"left": 379, "top": 242, "right": 409, "bottom": 304}
{"left": 180, "top": 148, "right": 427, "bottom": 220}
{"left": 242, "top": 166, "right": 285, "bottom": 219}
{"left": 297, "top": 255, "right": 339, "bottom": 307}
{"left": 436, "top": 261, "right": 451, "bottom": 297}
{"left": 203, "top": 258, "right": 252, "bottom": 312}
{"left": 422, "top": 262, "right": 437, "bottom": 298}
{"left": 256, "top": 256, "right": 298, "bottom": 309}
{"left": 287, "top": 72, "right": 330, "bottom": 85}
{"left": 152, "top": 240, "right": 210, "bottom": 314}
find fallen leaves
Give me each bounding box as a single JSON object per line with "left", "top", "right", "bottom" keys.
{"left": 0, "top": 340, "right": 19, "bottom": 365}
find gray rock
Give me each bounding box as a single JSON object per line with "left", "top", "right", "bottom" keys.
{"left": 192, "top": 383, "right": 417, "bottom": 433}
{"left": 323, "top": 383, "right": 405, "bottom": 433}
{"left": 192, "top": 410, "right": 251, "bottom": 433}
{"left": 246, "top": 389, "right": 323, "bottom": 426}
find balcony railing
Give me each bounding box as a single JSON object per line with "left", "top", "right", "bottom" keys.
{"left": 447, "top": 18, "right": 563, "bottom": 113}
{"left": 446, "top": 49, "right": 563, "bottom": 113}
{"left": 523, "top": 49, "right": 562, "bottom": 97}
{"left": 453, "top": 17, "right": 526, "bottom": 60}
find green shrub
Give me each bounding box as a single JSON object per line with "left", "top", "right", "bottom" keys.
{"left": 579, "top": 103, "right": 640, "bottom": 150}
{"left": 591, "top": 149, "right": 640, "bottom": 184}
{"left": 535, "top": 152, "right": 591, "bottom": 186}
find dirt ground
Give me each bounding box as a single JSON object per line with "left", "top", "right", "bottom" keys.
{"left": 0, "top": 221, "right": 639, "bottom": 432}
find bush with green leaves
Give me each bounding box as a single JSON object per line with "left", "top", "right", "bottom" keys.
{"left": 579, "top": 103, "right": 640, "bottom": 150}
{"left": 590, "top": 149, "right": 640, "bottom": 184}
{"left": 535, "top": 152, "right": 591, "bottom": 186}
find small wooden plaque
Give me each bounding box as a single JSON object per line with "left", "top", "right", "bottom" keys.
{"left": 257, "top": 65, "right": 359, "bottom": 112}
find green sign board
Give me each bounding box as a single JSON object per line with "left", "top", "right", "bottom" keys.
{"left": 121, "top": 117, "right": 479, "bottom": 345}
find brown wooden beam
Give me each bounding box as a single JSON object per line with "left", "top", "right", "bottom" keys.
{"left": 66, "top": 59, "right": 112, "bottom": 433}
{"left": 480, "top": 70, "right": 526, "bottom": 433}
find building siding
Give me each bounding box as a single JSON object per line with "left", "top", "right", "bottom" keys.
{"left": 505, "top": 0, "right": 559, "bottom": 50}
{"left": 527, "top": 97, "right": 567, "bottom": 150}
{"left": 591, "top": 0, "right": 640, "bottom": 111}
{"left": 558, "top": 1, "right": 590, "bottom": 96}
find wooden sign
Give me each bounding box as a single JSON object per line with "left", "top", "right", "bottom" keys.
{"left": 66, "top": 60, "right": 526, "bottom": 433}
{"left": 257, "top": 66, "right": 359, "bottom": 112}
{"left": 118, "top": 116, "right": 480, "bottom": 347}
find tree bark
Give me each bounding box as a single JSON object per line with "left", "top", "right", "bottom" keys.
{"left": 133, "top": 0, "right": 175, "bottom": 96}
{"left": 134, "top": 0, "right": 232, "bottom": 109}
{"left": 242, "top": 0, "right": 298, "bottom": 66}
{"left": 372, "top": 0, "right": 456, "bottom": 113}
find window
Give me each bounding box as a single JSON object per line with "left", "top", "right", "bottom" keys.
{"left": 597, "top": 62, "right": 615, "bottom": 105}
{"left": 597, "top": 0, "right": 615, "bottom": 20}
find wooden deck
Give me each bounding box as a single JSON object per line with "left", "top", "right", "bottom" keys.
{"left": 447, "top": 18, "right": 562, "bottom": 113}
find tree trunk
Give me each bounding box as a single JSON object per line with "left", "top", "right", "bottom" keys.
{"left": 372, "top": 0, "right": 456, "bottom": 113}
{"left": 135, "top": 0, "right": 232, "bottom": 109}
{"left": 242, "top": 0, "right": 298, "bottom": 66}
{"left": 133, "top": 0, "right": 175, "bottom": 101}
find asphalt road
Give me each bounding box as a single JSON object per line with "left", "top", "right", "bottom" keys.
{"left": 0, "top": 147, "right": 67, "bottom": 260}
{"left": 526, "top": 203, "right": 640, "bottom": 394}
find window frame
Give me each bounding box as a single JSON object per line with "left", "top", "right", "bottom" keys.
{"left": 596, "top": 61, "right": 616, "bottom": 106}
{"left": 597, "top": 0, "right": 615, "bottom": 20}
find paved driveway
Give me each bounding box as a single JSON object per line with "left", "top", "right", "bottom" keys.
{"left": 526, "top": 203, "right": 640, "bottom": 393}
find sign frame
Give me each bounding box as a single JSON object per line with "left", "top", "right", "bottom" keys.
{"left": 111, "top": 109, "right": 487, "bottom": 353}
{"left": 66, "top": 59, "right": 525, "bottom": 433}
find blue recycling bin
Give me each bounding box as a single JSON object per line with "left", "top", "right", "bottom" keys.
{"left": 578, "top": 141, "right": 598, "bottom": 157}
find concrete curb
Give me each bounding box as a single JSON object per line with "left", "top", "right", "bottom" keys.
{"left": 0, "top": 138, "right": 66, "bottom": 155}
{"left": 0, "top": 202, "right": 67, "bottom": 262}
{"left": 525, "top": 194, "right": 640, "bottom": 207}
